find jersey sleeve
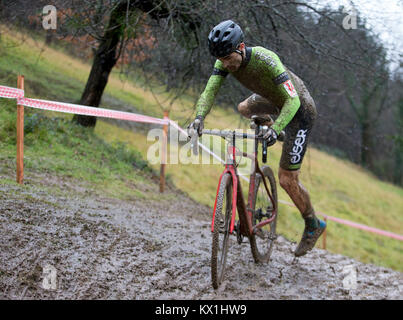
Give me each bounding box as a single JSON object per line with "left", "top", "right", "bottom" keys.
{"left": 269, "top": 53, "right": 301, "bottom": 134}
{"left": 195, "top": 60, "right": 228, "bottom": 118}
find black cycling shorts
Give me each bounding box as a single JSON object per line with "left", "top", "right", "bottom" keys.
{"left": 280, "top": 103, "right": 316, "bottom": 171}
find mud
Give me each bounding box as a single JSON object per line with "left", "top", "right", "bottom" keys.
{"left": 0, "top": 175, "right": 402, "bottom": 300}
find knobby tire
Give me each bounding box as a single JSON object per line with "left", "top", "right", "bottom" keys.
{"left": 211, "top": 173, "right": 233, "bottom": 289}
{"left": 249, "top": 166, "right": 278, "bottom": 263}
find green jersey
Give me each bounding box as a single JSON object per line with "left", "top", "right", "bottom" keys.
{"left": 195, "top": 46, "right": 304, "bottom": 134}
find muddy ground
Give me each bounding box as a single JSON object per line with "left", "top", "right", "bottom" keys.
{"left": 0, "top": 173, "right": 402, "bottom": 300}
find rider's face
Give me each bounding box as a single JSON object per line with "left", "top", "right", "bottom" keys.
{"left": 218, "top": 49, "right": 243, "bottom": 72}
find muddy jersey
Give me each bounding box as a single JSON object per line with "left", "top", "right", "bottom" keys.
{"left": 195, "top": 46, "right": 317, "bottom": 134}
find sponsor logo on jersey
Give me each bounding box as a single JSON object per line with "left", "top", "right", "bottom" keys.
{"left": 290, "top": 129, "right": 308, "bottom": 164}
{"left": 283, "top": 80, "right": 298, "bottom": 98}
{"left": 254, "top": 51, "right": 277, "bottom": 68}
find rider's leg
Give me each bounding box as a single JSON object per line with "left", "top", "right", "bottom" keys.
{"left": 279, "top": 102, "right": 315, "bottom": 217}
{"left": 278, "top": 168, "right": 315, "bottom": 217}
{"left": 279, "top": 104, "right": 325, "bottom": 256}
{"left": 278, "top": 168, "right": 319, "bottom": 226}
{"left": 278, "top": 167, "right": 326, "bottom": 257}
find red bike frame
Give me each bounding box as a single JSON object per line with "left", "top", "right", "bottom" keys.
{"left": 211, "top": 134, "right": 278, "bottom": 237}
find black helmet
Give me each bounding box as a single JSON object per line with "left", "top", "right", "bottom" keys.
{"left": 208, "top": 20, "right": 244, "bottom": 58}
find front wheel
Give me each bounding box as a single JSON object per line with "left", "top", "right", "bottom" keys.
{"left": 211, "top": 173, "right": 233, "bottom": 289}
{"left": 249, "top": 166, "right": 278, "bottom": 263}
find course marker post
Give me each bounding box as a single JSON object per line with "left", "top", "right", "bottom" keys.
{"left": 16, "top": 75, "right": 24, "bottom": 184}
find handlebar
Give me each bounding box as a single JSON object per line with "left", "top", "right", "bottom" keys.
{"left": 201, "top": 129, "right": 258, "bottom": 140}
{"left": 188, "top": 127, "right": 285, "bottom": 164}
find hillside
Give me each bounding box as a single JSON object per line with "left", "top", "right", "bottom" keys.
{"left": 0, "top": 26, "right": 402, "bottom": 272}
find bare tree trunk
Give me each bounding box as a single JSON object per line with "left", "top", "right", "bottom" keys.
{"left": 361, "top": 120, "right": 372, "bottom": 169}
{"left": 73, "top": 2, "right": 127, "bottom": 127}
{"left": 45, "top": 29, "right": 54, "bottom": 45}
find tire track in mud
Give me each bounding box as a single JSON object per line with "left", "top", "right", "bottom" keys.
{"left": 0, "top": 182, "right": 402, "bottom": 300}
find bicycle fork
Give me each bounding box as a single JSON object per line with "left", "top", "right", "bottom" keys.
{"left": 211, "top": 166, "right": 238, "bottom": 234}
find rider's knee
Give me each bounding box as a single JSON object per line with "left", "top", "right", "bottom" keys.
{"left": 237, "top": 100, "right": 249, "bottom": 117}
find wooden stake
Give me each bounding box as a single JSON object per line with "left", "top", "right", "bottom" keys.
{"left": 16, "top": 75, "right": 24, "bottom": 185}
{"left": 159, "top": 110, "right": 169, "bottom": 193}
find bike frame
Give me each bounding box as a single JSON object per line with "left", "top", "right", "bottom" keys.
{"left": 211, "top": 129, "right": 278, "bottom": 237}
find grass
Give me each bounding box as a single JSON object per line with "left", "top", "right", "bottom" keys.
{"left": 0, "top": 26, "right": 402, "bottom": 271}
{"left": 0, "top": 100, "right": 158, "bottom": 201}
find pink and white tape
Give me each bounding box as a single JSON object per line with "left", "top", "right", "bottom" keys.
{"left": 169, "top": 119, "right": 225, "bottom": 164}
{"left": 279, "top": 199, "right": 403, "bottom": 241}
{"left": 0, "top": 85, "right": 24, "bottom": 99}
{"left": 18, "top": 97, "right": 168, "bottom": 125}
{"left": 0, "top": 85, "right": 167, "bottom": 125}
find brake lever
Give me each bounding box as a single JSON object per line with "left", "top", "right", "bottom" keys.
{"left": 261, "top": 125, "right": 269, "bottom": 163}
{"left": 262, "top": 139, "right": 268, "bottom": 163}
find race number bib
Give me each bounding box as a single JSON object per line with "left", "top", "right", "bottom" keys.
{"left": 282, "top": 80, "right": 298, "bottom": 98}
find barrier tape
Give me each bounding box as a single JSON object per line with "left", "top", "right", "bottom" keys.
{"left": 278, "top": 199, "right": 403, "bottom": 241}
{"left": 169, "top": 120, "right": 225, "bottom": 165}
{"left": 18, "top": 97, "right": 168, "bottom": 125}
{"left": 0, "top": 85, "right": 167, "bottom": 126}
{"left": 1, "top": 84, "right": 402, "bottom": 241}
{"left": 0, "top": 85, "right": 24, "bottom": 99}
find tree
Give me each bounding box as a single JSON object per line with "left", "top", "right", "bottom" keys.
{"left": 64, "top": 0, "right": 203, "bottom": 127}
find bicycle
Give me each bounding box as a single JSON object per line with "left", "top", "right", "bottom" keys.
{"left": 189, "top": 115, "right": 284, "bottom": 289}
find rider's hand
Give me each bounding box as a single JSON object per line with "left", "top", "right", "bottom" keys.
{"left": 262, "top": 127, "right": 278, "bottom": 146}
{"left": 187, "top": 116, "right": 204, "bottom": 137}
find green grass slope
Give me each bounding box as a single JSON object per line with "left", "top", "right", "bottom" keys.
{"left": 0, "top": 27, "right": 402, "bottom": 271}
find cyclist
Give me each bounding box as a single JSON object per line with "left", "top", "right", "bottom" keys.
{"left": 188, "top": 20, "right": 326, "bottom": 257}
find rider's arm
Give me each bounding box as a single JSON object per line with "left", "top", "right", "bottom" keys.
{"left": 195, "top": 60, "right": 228, "bottom": 118}
{"left": 269, "top": 54, "right": 301, "bottom": 135}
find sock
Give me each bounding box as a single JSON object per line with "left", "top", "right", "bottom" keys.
{"left": 304, "top": 213, "right": 319, "bottom": 231}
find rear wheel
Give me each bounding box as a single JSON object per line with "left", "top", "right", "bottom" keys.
{"left": 250, "top": 166, "right": 278, "bottom": 263}
{"left": 211, "top": 173, "right": 233, "bottom": 289}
